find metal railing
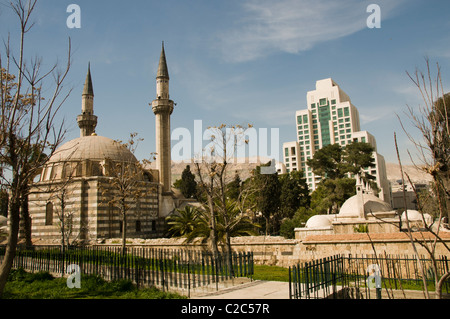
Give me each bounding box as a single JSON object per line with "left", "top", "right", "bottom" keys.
{"left": 289, "top": 254, "right": 450, "bottom": 299}
{"left": 0, "top": 245, "right": 254, "bottom": 296}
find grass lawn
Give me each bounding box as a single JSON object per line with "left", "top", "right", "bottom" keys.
{"left": 3, "top": 268, "right": 186, "bottom": 299}
{"left": 252, "top": 265, "right": 290, "bottom": 282}
{"left": 2, "top": 264, "right": 291, "bottom": 299}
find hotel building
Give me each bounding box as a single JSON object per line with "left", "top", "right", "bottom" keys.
{"left": 283, "top": 78, "right": 391, "bottom": 204}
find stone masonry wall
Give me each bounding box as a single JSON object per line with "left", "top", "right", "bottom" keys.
{"left": 99, "top": 232, "right": 450, "bottom": 268}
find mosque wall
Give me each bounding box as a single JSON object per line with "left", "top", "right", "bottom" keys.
{"left": 28, "top": 177, "right": 161, "bottom": 243}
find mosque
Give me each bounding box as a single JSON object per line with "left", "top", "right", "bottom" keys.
{"left": 28, "top": 44, "right": 182, "bottom": 242}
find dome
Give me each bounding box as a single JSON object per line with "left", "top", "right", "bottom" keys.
{"left": 40, "top": 135, "right": 138, "bottom": 181}
{"left": 306, "top": 214, "right": 334, "bottom": 228}
{"left": 401, "top": 210, "right": 432, "bottom": 223}
{"left": 48, "top": 135, "right": 137, "bottom": 163}
{"left": 339, "top": 193, "right": 392, "bottom": 217}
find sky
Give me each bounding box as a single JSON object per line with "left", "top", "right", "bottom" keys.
{"left": 1, "top": 0, "right": 450, "bottom": 166}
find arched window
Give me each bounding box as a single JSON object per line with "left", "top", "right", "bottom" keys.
{"left": 45, "top": 202, "right": 53, "bottom": 225}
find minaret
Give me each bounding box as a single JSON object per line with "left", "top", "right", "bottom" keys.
{"left": 151, "top": 43, "right": 174, "bottom": 194}
{"left": 77, "top": 63, "right": 98, "bottom": 137}
{"left": 356, "top": 175, "right": 366, "bottom": 219}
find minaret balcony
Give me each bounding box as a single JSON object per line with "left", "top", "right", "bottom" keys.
{"left": 151, "top": 99, "right": 174, "bottom": 115}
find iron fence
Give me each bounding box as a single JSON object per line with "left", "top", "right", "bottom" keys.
{"left": 289, "top": 254, "right": 450, "bottom": 299}
{"left": 0, "top": 245, "right": 253, "bottom": 296}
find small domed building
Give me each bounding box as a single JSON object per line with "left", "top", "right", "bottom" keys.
{"left": 295, "top": 178, "right": 433, "bottom": 239}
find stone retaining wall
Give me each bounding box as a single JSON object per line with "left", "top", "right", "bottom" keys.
{"left": 91, "top": 232, "right": 450, "bottom": 268}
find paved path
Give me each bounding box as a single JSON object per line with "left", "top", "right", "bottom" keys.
{"left": 191, "top": 280, "right": 290, "bottom": 299}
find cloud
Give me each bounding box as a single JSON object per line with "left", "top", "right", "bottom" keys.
{"left": 217, "top": 0, "right": 405, "bottom": 63}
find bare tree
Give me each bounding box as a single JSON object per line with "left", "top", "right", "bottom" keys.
{"left": 0, "top": 0, "right": 71, "bottom": 297}
{"left": 101, "top": 133, "right": 156, "bottom": 255}
{"left": 396, "top": 58, "right": 450, "bottom": 298}
{"left": 193, "top": 124, "right": 252, "bottom": 260}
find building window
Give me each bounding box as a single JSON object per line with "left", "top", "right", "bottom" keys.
{"left": 284, "top": 148, "right": 289, "bottom": 157}
{"left": 45, "top": 202, "right": 53, "bottom": 225}
{"left": 319, "top": 98, "right": 327, "bottom": 106}
{"left": 152, "top": 220, "right": 157, "bottom": 231}
{"left": 291, "top": 147, "right": 296, "bottom": 155}
{"left": 344, "top": 107, "right": 350, "bottom": 116}
{"left": 362, "top": 137, "right": 366, "bottom": 143}
{"left": 331, "top": 99, "right": 336, "bottom": 105}
{"left": 136, "top": 220, "right": 141, "bottom": 232}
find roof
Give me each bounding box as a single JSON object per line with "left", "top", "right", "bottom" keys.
{"left": 339, "top": 193, "right": 392, "bottom": 217}
{"left": 48, "top": 135, "right": 137, "bottom": 163}
{"left": 305, "top": 214, "right": 334, "bottom": 228}
{"left": 82, "top": 63, "right": 94, "bottom": 96}
{"left": 157, "top": 42, "right": 169, "bottom": 79}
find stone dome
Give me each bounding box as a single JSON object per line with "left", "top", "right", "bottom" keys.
{"left": 401, "top": 210, "right": 432, "bottom": 222}
{"left": 339, "top": 193, "right": 392, "bottom": 217}
{"left": 40, "top": 135, "right": 138, "bottom": 181}
{"left": 305, "top": 214, "right": 334, "bottom": 228}
{"left": 48, "top": 135, "right": 137, "bottom": 163}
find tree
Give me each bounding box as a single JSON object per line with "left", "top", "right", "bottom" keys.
{"left": 0, "top": 0, "right": 72, "bottom": 297}
{"left": 279, "top": 170, "right": 310, "bottom": 219}
{"left": 342, "top": 141, "right": 377, "bottom": 190}
{"left": 166, "top": 205, "right": 199, "bottom": 237}
{"left": 252, "top": 162, "right": 281, "bottom": 235}
{"left": 280, "top": 207, "right": 314, "bottom": 239}
{"left": 310, "top": 178, "right": 355, "bottom": 214}
{"left": 175, "top": 164, "right": 198, "bottom": 199}
{"left": 306, "top": 142, "right": 376, "bottom": 214}
{"left": 0, "top": 189, "right": 8, "bottom": 217}
{"left": 174, "top": 199, "right": 259, "bottom": 275}
{"left": 193, "top": 123, "right": 252, "bottom": 259}
{"left": 19, "top": 143, "right": 47, "bottom": 246}
{"left": 226, "top": 172, "right": 242, "bottom": 201}
{"left": 306, "top": 143, "right": 344, "bottom": 179}
{"left": 395, "top": 59, "right": 450, "bottom": 298}
{"left": 101, "top": 133, "right": 154, "bottom": 255}
{"left": 217, "top": 199, "right": 259, "bottom": 274}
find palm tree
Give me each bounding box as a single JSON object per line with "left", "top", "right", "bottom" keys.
{"left": 219, "top": 200, "right": 260, "bottom": 275}
{"left": 166, "top": 205, "right": 201, "bottom": 237}
{"left": 168, "top": 201, "right": 259, "bottom": 244}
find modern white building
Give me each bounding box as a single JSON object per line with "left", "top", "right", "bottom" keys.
{"left": 283, "top": 78, "right": 391, "bottom": 204}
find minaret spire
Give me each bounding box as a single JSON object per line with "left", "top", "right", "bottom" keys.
{"left": 77, "top": 63, "right": 98, "bottom": 137}
{"left": 151, "top": 42, "right": 174, "bottom": 194}
{"left": 157, "top": 42, "right": 169, "bottom": 79}
{"left": 83, "top": 62, "right": 94, "bottom": 96}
